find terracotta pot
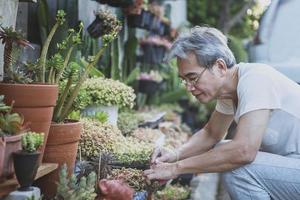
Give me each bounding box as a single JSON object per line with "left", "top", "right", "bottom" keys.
{"left": 0, "top": 83, "right": 58, "bottom": 164}
{"left": 35, "top": 120, "right": 82, "bottom": 199}
{"left": 0, "top": 135, "right": 22, "bottom": 182}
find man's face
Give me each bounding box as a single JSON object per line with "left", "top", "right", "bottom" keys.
{"left": 177, "top": 53, "right": 224, "bottom": 103}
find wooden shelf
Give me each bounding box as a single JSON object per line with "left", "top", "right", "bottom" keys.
{"left": 0, "top": 163, "right": 58, "bottom": 198}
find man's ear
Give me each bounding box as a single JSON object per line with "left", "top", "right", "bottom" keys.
{"left": 99, "top": 179, "right": 108, "bottom": 194}
{"left": 214, "top": 59, "right": 227, "bottom": 77}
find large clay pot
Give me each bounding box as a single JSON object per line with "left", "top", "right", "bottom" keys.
{"left": 0, "top": 83, "right": 58, "bottom": 164}
{"left": 35, "top": 120, "right": 82, "bottom": 199}
{"left": 13, "top": 151, "right": 40, "bottom": 191}
{"left": 0, "top": 135, "right": 22, "bottom": 182}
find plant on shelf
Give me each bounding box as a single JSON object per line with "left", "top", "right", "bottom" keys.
{"left": 0, "top": 95, "right": 24, "bottom": 180}
{"left": 13, "top": 132, "right": 44, "bottom": 191}
{"left": 56, "top": 164, "right": 97, "bottom": 200}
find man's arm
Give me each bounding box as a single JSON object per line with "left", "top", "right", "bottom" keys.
{"left": 176, "top": 109, "right": 270, "bottom": 174}
{"left": 177, "top": 110, "right": 233, "bottom": 160}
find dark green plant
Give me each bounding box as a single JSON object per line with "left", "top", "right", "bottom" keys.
{"left": 21, "top": 132, "right": 44, "bottom": 153}
{"left": 56, "top": 164, "right": 97, "bottom": 200}
{"left": 37, "top": 10, "right": 66, "bottom": 82}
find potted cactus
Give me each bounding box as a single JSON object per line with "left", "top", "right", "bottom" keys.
{"left": 0, "top": 95, "right": 24, "bottom": 182}
{"left": 13, "top": 132, "right": 44, "bottom": 191}
{"left": 78, "top": 78, "right": 136, "bottom": 125}
{"left": 0, "top": 10, "right": 66, "bottom": 163}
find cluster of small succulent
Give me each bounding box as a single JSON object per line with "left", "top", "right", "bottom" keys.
{"left": 112, "top": 137, "right": 154, "bottom": 165}
{"left": 94, "top": 9, "right": 122, "bottom": 36}
{"left": 131, "top": 128, "right": 163, "bottom": 144}
{"left": 109, "top": 168, "right": 160, "bottom": 192}
{"left": 154, "top": 184, "right": 191, "bottom": 200}
{"left": 21, "top": 132, "right": 44, "bottom": 153}
{"left": 76, "top": 78, "right": 136, "bottom": 110}
{"left": 117, "top": 112, "right": 139, "bottom": 136}
{"left": 79, "top": 118, "right": 124, "bottom": 159}
{"left": 56, "top": 164, "right": 97, "bottom": 200}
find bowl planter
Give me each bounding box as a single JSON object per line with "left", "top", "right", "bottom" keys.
{"left": 35, "top": 120, "right": 82, "bottom": 199}
{"left": 82, "top": 105, "right": 118, "bottom": 125}
{"left": 0, "top": 83, "right": 58, "bottom": 164}
{"left": 0, "top": 135, "right": 22, "bottom": 182}
{"left": 13, "top": 151, "right": 40, "bottom": 191}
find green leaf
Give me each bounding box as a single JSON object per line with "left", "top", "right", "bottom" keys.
{"left": 124, "top": 67, "right": 140, "bottom": 84}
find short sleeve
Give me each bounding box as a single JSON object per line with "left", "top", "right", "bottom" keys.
{"left": 236, "top": 72, "right": 281, "bottom": 118}
{"left": 216, "top": 99, "right": 235, "bottom": 115}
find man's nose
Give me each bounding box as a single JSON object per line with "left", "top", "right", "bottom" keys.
{"left": 186, "top": 83, "right": 195, "bottom": 92}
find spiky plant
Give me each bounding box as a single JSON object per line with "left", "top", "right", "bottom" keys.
{"left": 0, "top": 25, "right": 32, "bottom": 83}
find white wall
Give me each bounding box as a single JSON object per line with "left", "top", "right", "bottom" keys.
{"left": 164, "top": 0, "right": 187, "bottom": 29}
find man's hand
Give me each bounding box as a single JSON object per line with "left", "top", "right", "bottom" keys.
{"left": 151, "top": 147, "right": 179, "bottom": 164}
{"left": 144, "top": 162, "right": 179, "bottom": 180}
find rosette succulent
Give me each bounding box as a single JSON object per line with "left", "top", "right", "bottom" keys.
{"left": 77, "top": 78, "right": 136, "bottom": 110}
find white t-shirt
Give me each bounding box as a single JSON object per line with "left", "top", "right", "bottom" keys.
{"left": 216, "top": 63, "right": 300, "bottom": 158}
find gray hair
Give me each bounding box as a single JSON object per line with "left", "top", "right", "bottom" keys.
{"left": 167, "top": 26, "right": 236, "bottom": 69}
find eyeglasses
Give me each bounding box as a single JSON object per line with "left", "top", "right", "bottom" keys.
{"left": 180, "top": 68, "right": 207, "bottom": 87}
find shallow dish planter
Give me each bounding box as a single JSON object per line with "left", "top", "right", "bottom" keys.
{"left": 36, "top": 120, "right": 82, "bottom": 199}
{"left": 0, "top": 83, "right": 58, "bottom": 164}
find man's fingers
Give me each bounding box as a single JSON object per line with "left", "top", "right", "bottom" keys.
{"left": 143, "top": 169, "right": 153, "bottom": 176}
{"left": 151, "top": 148, "right": 161, "bottom": 163}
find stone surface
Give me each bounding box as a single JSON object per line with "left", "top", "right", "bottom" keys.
{"left": 190, "top": 173, "right": 220, "bottom": 200}
{"left": 3, "top": 187, "right": 41, "bottom": 200}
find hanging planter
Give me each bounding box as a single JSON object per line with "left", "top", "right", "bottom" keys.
{"left": 137, "top": 71, "right": 163, "bottom": 95}
{"left": 87, "top": 9, "right": 122, "bottom": 38}
{"left": 95, "top": 0, "right": 135, "bottom": 7}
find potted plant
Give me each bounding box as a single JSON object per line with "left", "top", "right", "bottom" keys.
{"left": 36, "top": 10, "right": 122, "bottom": 199}
{"left": 137, "top": 70, "right": 163, "bottom": 95}
{"left": 0, "top": 10, "right": 66, "bottom": 163}
{"left": 13, "top": 132, "right": 44, "bottom": 191}
{"left": 0, "top": 95, "right": 24, "bottom": 182}
{"left": 78, "top": 78, "right": 136, "bottom": 125}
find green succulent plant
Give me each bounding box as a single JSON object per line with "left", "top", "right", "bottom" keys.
{"left": 56, "top": 164, "right": 97, "bottom": 200}
{"left": 0, "top": 99, "right": 23, "bottom": 136}
{"left": 117, "top": 112, "right": 139, "bottom": 136}
{"left": 76, "top": 78, "right": 136, "bottom": 110}
{"left": 21, "top": 132, "right": 44, "bottom": 153}
{"left": 154, "top": 184, "right": 191, "bottom": 200}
